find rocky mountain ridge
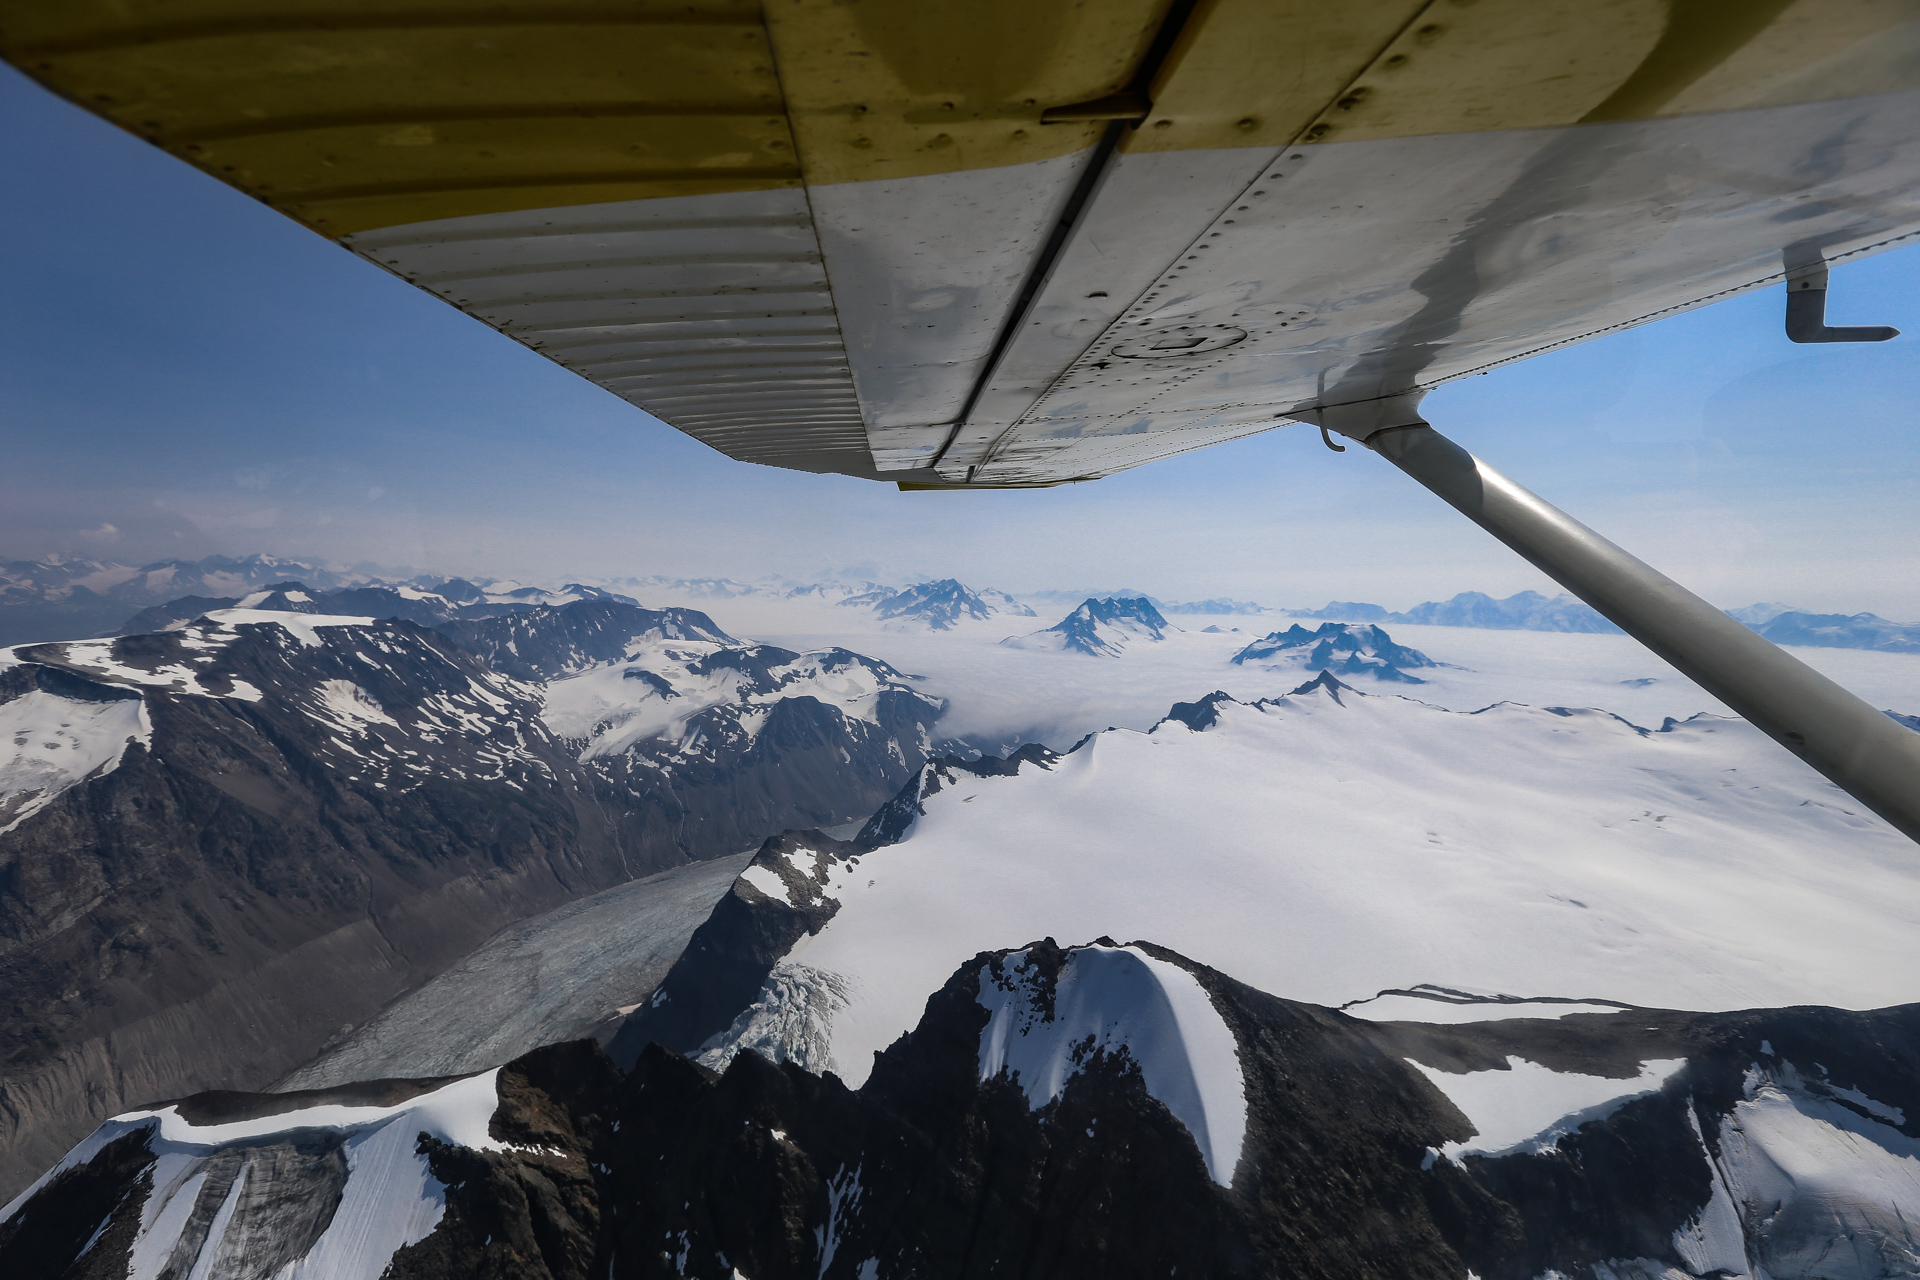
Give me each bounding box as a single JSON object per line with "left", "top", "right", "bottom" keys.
{"left": 6, "top": 666, "right": 1920, "bottom": 1274}
{"left": 0, "top": 553, "right": 659, "bottom": 647}
{"left": 1751, "top": 609, "right": 1920, "bottom": 653}
{"left": 0, "top": 598, "right": 946, "bottom": 1199}
{"left": 637, "top": 674, "right": 1917, "bottom": 1097}
{"left": 7, "top": 943, "right": 1917, "bottom": 1280}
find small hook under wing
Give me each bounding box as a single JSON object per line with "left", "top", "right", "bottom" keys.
{"left": 1785, "top": 257, "right": 1899, "bottom": 344}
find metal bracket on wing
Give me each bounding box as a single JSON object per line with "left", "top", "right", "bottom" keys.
{"left": 1784, "top": 255, "right": 1900, "bottom": 344}
{"left": 1286, "top": 389, "right": 1430, "bottom": 446}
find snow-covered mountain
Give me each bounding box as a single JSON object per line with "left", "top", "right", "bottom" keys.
{"left": 0, "top": 553, "right": 663, "bottom": 647}
{"left": 1228, "top": 621, "right": 1436, "bottom": 682}
{"left": 631, "top": 673, "right": 1917, "bottom": 1091}
{"left": 1002, "top": 596, "right": 1174, "bottom": 656}
{"left": 536, "top": 633, "right": 945, "bottom": 816}
{"left": 0, "top": 611, "right": 611, "bottom": 1194}
{"left": 436, "top": 601, "right": 945, "bottom": 813}
{"left": 12, "top": 933, "right": 1919, "bottom": 1277}
{"left": 1281, "top": 598, "right": 1393, "bottom": 622}
{"left": 835, "top": 578, "right": 1034, "bottom": 630}
{"left": 9, "top": 670, "right": 1920, "bottom": 1275}
{"left": 435, "top": 599, "right": 733, "bottom": 678}
{"left": 0, "top": 598, "right": 945, "bottom": 1199}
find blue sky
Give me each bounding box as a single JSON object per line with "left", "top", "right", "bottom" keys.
{"left": 4, "top": 65, "right": 1918, "bottom": 617}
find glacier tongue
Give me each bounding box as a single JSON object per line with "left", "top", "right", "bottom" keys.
{"left": 977, "top": 944, "right": 1246, "bottom": 1186}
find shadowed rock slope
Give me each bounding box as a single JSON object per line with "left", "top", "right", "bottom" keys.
{"left": 0, "top": 603, "right": 944, "bottom": 1200}
{"left": 8, "top": 939, "right": 1917, "bottom": 1280}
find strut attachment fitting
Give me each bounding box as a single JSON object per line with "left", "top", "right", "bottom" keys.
{"left": 1785, "top": 256, "right": 1899, "bottom": 344}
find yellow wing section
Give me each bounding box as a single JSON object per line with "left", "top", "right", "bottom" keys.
{"left": 7, "top": 0, "right": 1920, "bottom": 484}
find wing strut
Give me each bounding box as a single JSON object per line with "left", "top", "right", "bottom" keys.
{"left": 1363, "top": 420, "right": 1920, "bottom": 845}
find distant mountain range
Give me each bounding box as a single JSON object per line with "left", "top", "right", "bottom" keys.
{"left": 1284, "top": 590, "right": 1624, "bottom": 633}
{"left": 1287, "top": 590, "right": 1920, "bottom": 652}
{"left": 1749, "top": 610, "right": 1920, "bottom": 654}
{"left": 113, "top": 579, "right": 637, "bottom": 635}
{"left": 1004, "top": 596, "right": 1173, "bottom": 656}
{"left": 9, "top": 555, "right": 1918, "bottom": 657}
{"left": 0, "top": 555, "right": 649, "bottom": 647}
{"left": 838, "top": 578, "right": 1035, "bottom": 630}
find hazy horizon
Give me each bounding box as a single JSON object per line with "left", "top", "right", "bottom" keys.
{"left": 7, "top": 63, "right": 1920, "bottom": 620}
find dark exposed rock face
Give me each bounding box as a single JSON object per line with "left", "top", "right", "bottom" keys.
{"left": 1159, "top": 689, "right": 1239, "bottom": 732}
{"left": 0, "top": 604, "right": 945, "bottom": 1201}
{"left": 0, "top": 616, "right": 628, "bottom": 1199}
{"left": 13, "top": 941, "right": 1920, "bottom": 1280}
{"left": 576, "top": 673, "right": 945, "bottom": 870}
{"left": 435, "top": 602, "right": 734, "bottom": 679}
{"left": 1230, "top": 621, "right": 1436, "bottom": 682}
{"left": 607, "top": 831, "right": 862, "bottom": 1066}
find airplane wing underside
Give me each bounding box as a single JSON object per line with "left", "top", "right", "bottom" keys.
{"left": 7, "top": 0, "right": 1920, "bottom": 487}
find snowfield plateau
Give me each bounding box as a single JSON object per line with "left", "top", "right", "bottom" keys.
{"left": 676, "top": 677, "right": 1920, "bottom": 1088}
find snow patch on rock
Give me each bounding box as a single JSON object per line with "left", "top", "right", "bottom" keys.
{"left": 199, "top": 609, "right": 379, "bottom": 648}
{"left": 5, "top": 1071, "right": 511, "bottom": 1280}
{"left": 314, "top": 679, "right": 399, "bottom": 735}
{"left": 0, "top": 691, "right": 150, "bottom": 833}
{"left": 977, "top": 944, "right": 1246, "bottom": 1186}
{"left": 1409, "top": 1055, "right": 1686, "bottom": 1163}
